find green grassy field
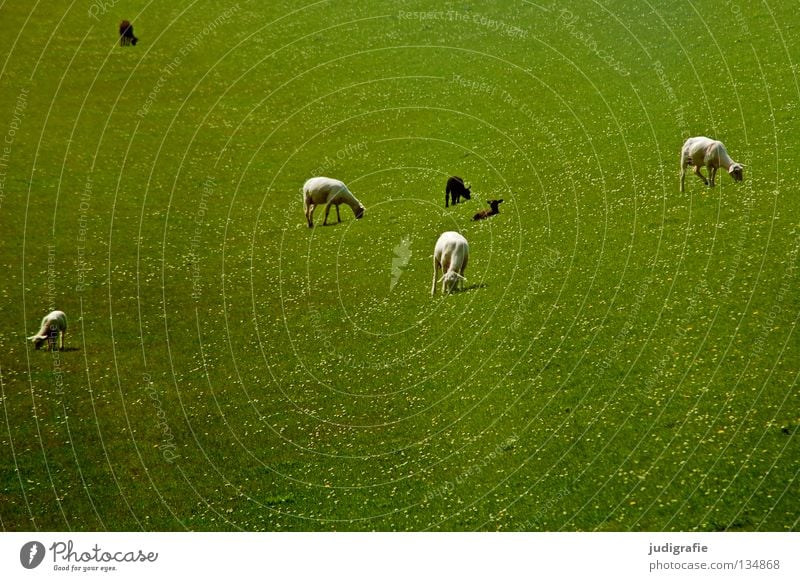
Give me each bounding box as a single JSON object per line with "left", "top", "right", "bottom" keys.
{"left": 0, "top": 0, "right": 797, "bottom": 531}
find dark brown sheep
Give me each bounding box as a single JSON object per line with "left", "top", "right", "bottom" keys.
{"left": 473, "top": 199, "right": 503, "bottom": 221}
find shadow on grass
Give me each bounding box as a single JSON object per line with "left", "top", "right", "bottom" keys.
{"left": 434, "top": 283, "right": 486, "bottom": 296}
{"left": 321, "top": 220, "right": 358, "bottom": 227}
{"left": 458, "top": 283, "right": 487, "bottom": 293}
{"left": 39, "top": 347, "right": 80, "bottom": 353}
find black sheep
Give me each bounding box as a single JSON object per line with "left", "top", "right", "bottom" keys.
{"left": 445, "top": 176, "right": 471, "bottom": 207}
{"left": 119, "top": 20, "right": 138, "bottom": 46}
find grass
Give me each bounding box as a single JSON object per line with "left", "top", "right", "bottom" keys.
{"left": 0, "top": 0, "right": 798, "bottom": 531}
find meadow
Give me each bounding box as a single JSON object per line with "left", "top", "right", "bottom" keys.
{"left": 0, "top": 0, "right": 797, "bottom": 531}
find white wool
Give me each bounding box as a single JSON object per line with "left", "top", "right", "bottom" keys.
{"left": 29, "top": 310, "right": 68, "bottom": 351}
{"left": 302, "top": 177, "right": 365, "bottom": 227}
{"left": 431, "top": 232, "right": 469, "bottom": 296}
{"left": 680, "top": 136, "right": 744, "bottom": 192}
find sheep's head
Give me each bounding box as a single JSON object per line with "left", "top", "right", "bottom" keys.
{"left": 30, "top": 336, "right": 45, "bottom": 350}
{"left": 131, "top": 37, "right": 138, "bottom": 46}
{"left": 463, "top": 184, "right": 472, "bottom": 200}
{"left": 488, "top": 199, "right": 504, "bottom": 211}
{"left": 440, "top": 271, "right": 466, "bottom": 293}
{"left": 355, "top": 205, "right": 365, "bottom": 219}
{"left": 729, "top": 164, "right": 744, "bottom": 182}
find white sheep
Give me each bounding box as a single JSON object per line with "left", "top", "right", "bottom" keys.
{"left": 302, "top": 177, "right": 365, "bottom": 228}
{"left": 432, "top": 231, "right": 469, "bottom": 296}
{"left": 29, "top": 310, "right": 68, "bottom": 351}
{"left": 680, "top": 136, "right": 744, "bottom": 192}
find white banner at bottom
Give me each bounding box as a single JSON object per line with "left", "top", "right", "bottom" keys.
{"left": 1, "top": 532, "right": 797, "bottom": 580}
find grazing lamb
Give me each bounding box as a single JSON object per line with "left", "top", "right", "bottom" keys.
{"left": 680, "top": 136, "right": 743, "bottom": 192}
{"left": 119, "top": 20, "right": 138, "bottom": 46}
{"left": 302, "top": 177, "right": 365, "bottom": 228}
{"left": 445, "top": 176, "right": 471, "bottom": 207}
{"left": 29, "top": 310, "right": 67, "bottom": 351}
{"left": 473, "top": 199, "right": 504, "bottom": 221}
{"left": 432, "top": 232, "right": 469, "bottom": 296}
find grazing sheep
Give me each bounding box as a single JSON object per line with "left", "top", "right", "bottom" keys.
{"left": 473, "top": 199, "right": 504, "bottom": 221}
{"left": 302, "top": 177, "right": 365, "bottom": 228}
{"left": 432, "top": 232, "right": 469, "bottom": 296}
{"left": 445, "top": 176, "right": 471, "bottom": 207}
{"left": 29, "top": 310, "right": 67, "bottom": 351}
{"left": 119, "top": 20, "right": 138, "bottom": 46}
{"left": 680, "top": 136, "right": 743, "bottom": 192}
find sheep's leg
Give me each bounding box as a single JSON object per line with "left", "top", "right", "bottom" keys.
{"left": 445, "top": 189, "right": 450, "bottom": 208}
{"left": 336, "top": 204, "right": 341, "bottom": 223}
{"left": 693, "top": 166, "right": 708, "bottom": 186}
{"left": 679, "top": 151, "right": 687, "bottom": 192}
{"left": 323, "top": 201, "right": 333, "bottom": 225}
{"left": 59, "top": 330, "right": 65, "bottom": 351}
{"left": 708, "top": 164, "right": 717, "bottom": 187}
{"left": 431, "top": 259, "right": 439, "bottom": 296}
{"left": 304, "top": 194, "right": 314, "bottom": 227}
{"left": 443, "top": 266, "right": 452, "bottom": 294}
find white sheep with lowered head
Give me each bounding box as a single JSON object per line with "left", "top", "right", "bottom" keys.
{"left": 302, "top": 176, "right": 365, "bottom": 228}
{"left": 29, "top": 310, "right": 68, "bottom": 351}
{"left": 680, "top": 136, "right": 744, "bottom": 192}
{"left": 432, "top": 231, "right": 469, "bottom": 296}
